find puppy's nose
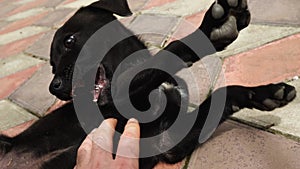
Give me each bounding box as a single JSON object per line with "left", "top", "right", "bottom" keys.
{"left": 52, "top": 77, "right": 63, "bottom": 90}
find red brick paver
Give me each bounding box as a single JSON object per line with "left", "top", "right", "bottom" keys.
{"left": 0, "top": 0, "right": 299, "bottom": 169}
{"left": 0, "top": 64, "right": 41, "bottom": 99}
{"left": 224, "top": 33, "right": 300, "bottom": 86}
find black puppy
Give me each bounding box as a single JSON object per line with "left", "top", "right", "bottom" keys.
{"left": 0, "top": 0, "right": 296, "bottom": 169}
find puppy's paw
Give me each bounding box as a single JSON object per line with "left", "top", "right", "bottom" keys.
{"left": 201, "top": 0, "right": 250, "bottom": 51}
{"left": 249, "top": 83, "right": 296, "bottom": 111}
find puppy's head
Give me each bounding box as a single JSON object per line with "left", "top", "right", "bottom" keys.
{"left": 49, "top": 0, "right": 133, "bottom": 103}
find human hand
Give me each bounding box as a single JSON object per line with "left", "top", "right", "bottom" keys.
{"left": 74, "top": 118, "right": 140, "bottom": 169}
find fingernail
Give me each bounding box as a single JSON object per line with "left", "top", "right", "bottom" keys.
{"left": 127, "top": 118, "right": 138, "bottom": 124}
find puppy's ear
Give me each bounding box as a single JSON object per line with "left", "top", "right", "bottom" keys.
{"left": 89, "top": 0, "right": 132, "bottom": 16}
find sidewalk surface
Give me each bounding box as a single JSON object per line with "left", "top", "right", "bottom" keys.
{"left": 0, "top": 0, "right": 299, "bottom": 168}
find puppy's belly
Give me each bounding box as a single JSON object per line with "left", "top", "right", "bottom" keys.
{"left": 0, "top": 147, "right": 72, "bottom": 169}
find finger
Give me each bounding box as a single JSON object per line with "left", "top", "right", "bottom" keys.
{"left": 90, "top": 118, "right": 117, "bottom": 160}
{"left": 76, "top": 133, "right": 94, "bottom": 168}
{"left": 116, "top": 118, "right": 140, "bottom": 161}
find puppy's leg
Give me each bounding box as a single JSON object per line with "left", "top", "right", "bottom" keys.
{"left": 200, "top": 0, "right": 250, "bottom": 51}
{"left": 0, "top": 135, "right": 12, "bottom": 155}
{"left": 164, "top": 0, "right": 250, "bottom": 63}
{"left": 158, "top": 83, "right": 296, "bottom": 164}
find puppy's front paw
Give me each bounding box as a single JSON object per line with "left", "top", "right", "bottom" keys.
{"left": 201, "top": 0, "right": 250, "bottom": 51}
{"left": 249, "top": 83, "right": 296, "bottom": 111}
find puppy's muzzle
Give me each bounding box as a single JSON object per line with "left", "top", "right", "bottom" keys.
{"left": 49, "top": 76, "right": 72, "bottom": 100}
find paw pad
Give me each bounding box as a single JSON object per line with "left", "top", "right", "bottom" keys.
{"left": 212, "top": 3, "right": 225, "bottom": 19}
{"left": 227, "top": 0, "right": 238, "bottom": 7}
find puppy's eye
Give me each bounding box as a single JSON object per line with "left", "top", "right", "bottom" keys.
{"left": 64, "top": 35, "right": 76, "bottom": 49}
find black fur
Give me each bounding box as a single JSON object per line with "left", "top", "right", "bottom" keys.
{"left": 0, "top": 0, "right": 296, "bottom": 169}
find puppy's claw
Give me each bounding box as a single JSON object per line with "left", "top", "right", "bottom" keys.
{"left": 273, "top": 86, "right": 285, "bottom": 100}
{"left": 241, "top": 0, "right": 248, "bottom": 9}
{"left": 262, "top": 99, "right": 278, "bottom": 110}
{"left": 227, "top": 0, "right": 238, "bottom": 7}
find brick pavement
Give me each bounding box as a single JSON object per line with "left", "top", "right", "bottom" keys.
{"left": 0, "top": 0, "right": 299, "bottom": 168}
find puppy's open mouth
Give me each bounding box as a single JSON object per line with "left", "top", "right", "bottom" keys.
{"left": 93, "top": 64, "right": 109, "bottom": 102}
{"left": 70, "top": 64, "right": 110, "bottom": 103}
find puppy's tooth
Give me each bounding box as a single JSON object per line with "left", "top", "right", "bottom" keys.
{"left": 227, "top": 0, "right": 238, "bottom": 7}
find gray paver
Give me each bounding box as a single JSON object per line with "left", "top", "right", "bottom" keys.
{"left": 58, "top": 0, "right": 97, "bottom": 9}
{"left": 0, "top": 26, "right": 49, "bottom": 46}
{"left": 176, "top": 54, "right": 222, "bottom": 105}
{"left": 143, "top": 0, "right": 214, "bottom": 16}
{"left": 34, "top": 8, "right": 75, "bottom": 27}
{"left": 188, "top": 120, "right": 300, "bottom": 169}
{"left": 232, "top": 79, "right": 300, "bottom": 140}
{"left": 12, "top": 0, "right": 36, "bottom": 5}
{"left": 127, "top": 0, "right": 148, "bottom": 12}
{"left": 218, "top": 24, "right": 300, "bottom": 58}
{"left": 5, "top": 8, "right": 47, "bottom": 22}
{"left": 0, "top": 100, "right": 37, "bottom": 131}
{"left": 9, "top": 65, "right": 56, "bottom": 117}
{"left": 249, "top": 0, "right": 300, "bottom": 26}
{"left": 25, "top": 30, "right": 56, "bottom": 60}
{"left": 0, "top": 3, "right": 17, "bottom": 20}
{"left": 0, "top": 54, "right": 44, "bottom": 78}
{"left": 43, "top": 0, "right": 65, "bottom": 8}
{"left": 129, "top": 14, "right": 179, "bottom": 47}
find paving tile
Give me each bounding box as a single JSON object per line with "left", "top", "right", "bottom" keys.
{"left": 0, "top": 21, "right": 9, "bottom": 30}
{"left": 223, "top": 33, "right": 300, "bottom": 86}
{"left": 0, "top": 64, "right": 42, "bottom": 99}
{"left": 0, "top": 11, "right": 49, "bottom": 35}
{"left": 143, "top": 0, "right": 214, "bottom": 16}
{"left": 43, "top": 0, "right": 64, "bottom": 7}
{"left": 143, "top": 0, "right": 176, "bottom": 9}
{"left": 0, "top": 53, "right": 44, "bottom": 78}
{"left": 13, "top": 0, "right": 36, "bottom": 5}
{"left": 176, "top": 55, "right": 222, "bottom": 105}
{"left": 0, "top": 100, "right": 38, "bottom": 131}
{"left": 25, "top": 30, "right": 55, "bottom": 60}
{"left": 60, "top": 0, "right": 77, "bottom": 5}
{"left": 0, "top": 26, "right": 49, "bottom": 46}
{"left": 232, "top": 79, "right": 300, "bottom": 141}
{"left": 58, "top": 0, "right": 97, "bottom": 9}
{"left": 0, "top": 33, "right": 43, "bottom": 59}
{"left": 0, "top": 120, "right": 36, "bottom": 138}
{"left": 167, "top": 12, "right": 205, "bottom": 45}
{"left": 9, "top": 65, "right": 56, "bottom": 117}
{"left": 53, "top": 9, "right": 77, "bottom": 29}
{"left": 188, "top": 120, "right": 300, "bottom": 169}
{"left": 8, "top": 0, "right": 47, "bottom": 17}
{"left": 127, "top": 0, "right": 148, "bottom": 12}
{"left": 249, "top": 0, "right": 300, "bottom": 26}
{"left": 0, "top": 3, "right": 17, "bottom": 18}
{"left": 128, "top": 14, "right": 179, "bottom": 47}
{"left": 45, "top": 100, "right": 68, "bottom": 115}
{"left": 5, "top": 8, "right": 47, "bottom": 22}
{"left": 34, "top": 8, "right": 75, "bottom": 27}
{"left": 218, "top": 24, "right": 300, "bottom": 58}
{"left": 119, "top": 15, "right": 136, "bottom": 27}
